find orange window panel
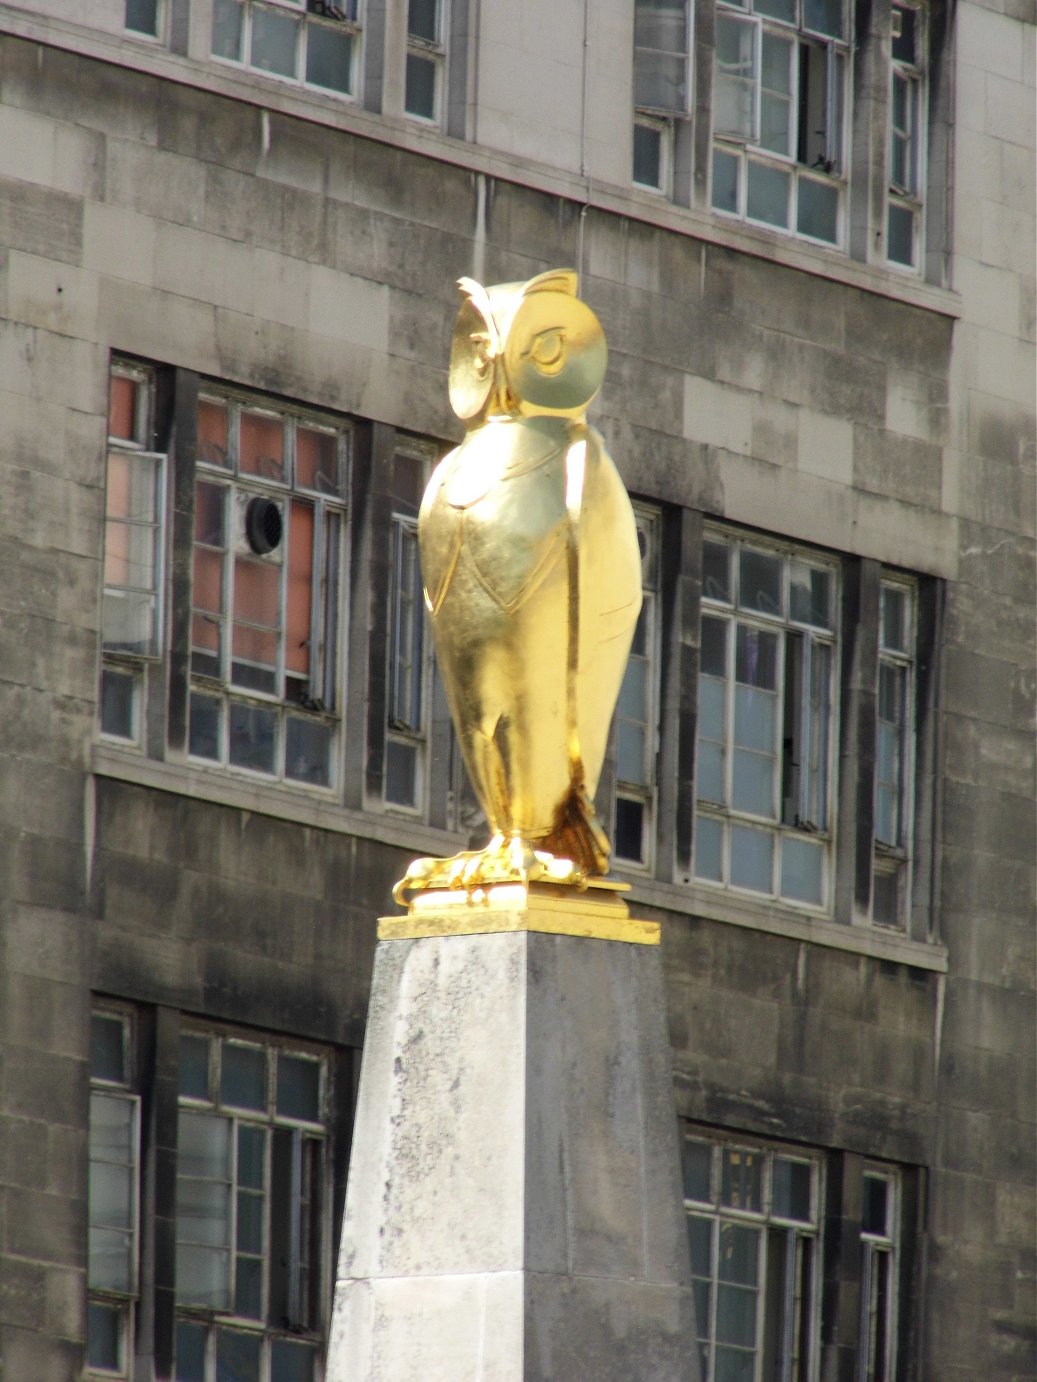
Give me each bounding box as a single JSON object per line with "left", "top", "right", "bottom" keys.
{"left": 297, "top": 428, "right": 338, "bottom": 493}
{"left": 193, "top": 547, "right": 224, "bottom": 615}
{"left": 109, "top": 375, "right": 137, "bottom": 442}
{"left": 191, "top": 610, "right": 220, "bottom": 654}
{"left": 105, "top": 524, "right": 132, "bottom": 586}
{"left": 286, "top": 501, "right": 314, "bottom": 676}
{"left": 194, "top": 481, "right": 226, "bottom": 547}
{"left": 198, "top": 399, "right": 230, "bottom": 468}
{"left": 240, "top": 411, "right": 284, "bottom": 481}
{"left": 106, "top": 452, "right": 133, "bottom": 520}
{"left": 233, "top": 557, "right": 281, "bottom": 631}
{"left": 232, "top": 623, "right": 278, "bottom": 668}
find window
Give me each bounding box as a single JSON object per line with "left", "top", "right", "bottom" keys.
{"left": 101, "top": 362, "right": 165, "bottom": 743}
{"left": 405, "top": 0, "right": 445, "bottom": 121}
{"left": 887, "top": 3, "right": 924, "bottom": 268}
{"left": 633, "top": 0, "right": 690, "bottom": 191}
{"left": 683, "top": 1130, "right": 821, "bottom": 1382}
{"left": 88, "top": 1010, "right": 140, "bottom": 1378}
{"left": 711, "top": 0, "right": 847, "bottom": 246}
{"left": 188, "top": 389, "right": 347, "bottom": 789}
{"left": 125, "top": 0, "right": 160, "bottom": 36}
{"left": 872, "top": 581, "right": 914, "bottom": 927}
{"left": 175, "top": 1029, "right": 329, "bottom": 1382}
{"left": 212, "top": 0, "right": 360, "bottom": 98}
{"left": 383, "top": 441, "right": 433, "bottom": 810}
{"left": 613, "top": 506, "right": 661, "bottom": 868}
{"left": 859, "top": 1170, "right": 900, "bottom": 1381}
{"left": 694, "top": 531, "right": 835, "bottom": 909}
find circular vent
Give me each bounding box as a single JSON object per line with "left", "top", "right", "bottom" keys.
{"left": 244, "top": 497, "right": 283, "bottom": 555}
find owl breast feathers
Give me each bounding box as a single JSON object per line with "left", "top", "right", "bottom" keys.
{"left": 417, "top": 271, "right": 642, "bottom": 875}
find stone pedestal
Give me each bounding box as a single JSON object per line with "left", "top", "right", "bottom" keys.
{"left": 327, "top": 886, "right": 698, "bottom": 1381}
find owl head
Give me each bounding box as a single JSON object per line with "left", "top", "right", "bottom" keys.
{"left": 448, "top": 269, "right": 607, "bottom": 424}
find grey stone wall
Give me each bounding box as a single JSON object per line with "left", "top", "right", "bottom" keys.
{"left": 0, "top": 5, "right": 1032, "bottom": 1379}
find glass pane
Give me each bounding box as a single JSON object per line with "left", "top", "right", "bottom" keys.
{"left": 635, "top": 50, "right": 687, "bottom": 111}
{"left": 701, "top": 617, "right": 728, "bottom": 676}
{"left": 738, "top": 550, "right": 782, "bottom": 617}
{"left": 385, "top": 738, "right": 418, "bottom": 806}
{"left": 715, "top": 1344, "right": 756, "bottom": 1382}
{"left": 619, "top": 658, "right": 648, "bottom": 720}
{"left": 216, "top": 1327, "right": 262, "bottom": 1382}
{"left": 285, "top": 716, "right": 332, "bottom": 787}
{"left": 693, "top": 1278, "right": 712, "bottom": 1340}
{"left": 734, "top": 685, "right": 776, "bottom": 753}
{"left": 716, "top": 1282, "right": 757, "bottom": 1346}
{"left": 735, "top": 626, "right": 778, "bottom": 689}
{"left": 102, "top": 588, "right": 157, "bottom": 656}
{"left": 212, "top": 0, "right": 244, "bottom": 61}
{"left": 296, "top": 428, "right": 339, "bottom": 493}
{"left": 91, "top": 1161, "right": 132, "bottom": 1231}
{"left": 634, "top": 124, "right": 663, "bottom": 188}
{"left": 760, "top": 34, "right": 793, "bottom": 156}
{"left": 756, "top": 0, "right": 795, "bottom": 20}
{"left": 797, "top": 177, "right": 839, "bottom": 244}
{"left": 721, "top": 1147, "right": 763, "bottom": 1213}
{"left": 694, "top": 814, "right": 724, "bottom": 881}
{"left": 683, "top": 1139, "right": 712, "bottom": 1202}
{"left": 405, "top": 53, "right": 437, "bottom": 118}
{"left": 106, "top": 448, "right": 156, "bottom": 523}
{"left": 228, "top": 702, "right": 278, "bottom": 774}
{"left": 179, "top": 1180, "right": 232, "bottom": 1246}
{"left": 195, "top": 480, "right": 227, "bottom": 546}
{"left": 178, "top": 1111, "right": 231, "bottom": 1180}
{"left": 278, "top": 1054, "right": 322, "bottom": 1122}
{"left": 688, "top": 1213, "right": 713, "bottom": 1277}
{"left": 773, "top": 1158, "right": 812, "bottom": 1221}
{"left": 306, "top": 23, "right": 353, "bottom": 93}
{"left": 881, "top": 587, "right": 908, "bottom": 651}
{"left": 175, "top": 1243, "right": 231, "bottom": 1310}
{"left": 712, "top": 147, "right": 739, "bottom": 212}
{"left": 176, "top": 1319, "right": 208, "bottom": 1382}
{"left": 271, "top": 1338, "right": 317, "bottom": 1382}
{"left": 698, "top": 676, "right": 726, "bottom": 742}
{"left": 251, "top": 7, "right": 298, "bottom": 78}
{"left": 614, "top": 796, "right": 646, "bottom": 862}
{"left": 89, "top": 1225, "right": 132, "bottom": 1292}
{"left": 862, "top": 1173, "right": 890, "bottom": 1236}
{"left": 780, "top": 836, "right": 823, "bottom": 904}
{"left": 109, "top": 374, "right": 137, "bottom": 441}
{"left": 746, "top": 160, "right": 790, "bottom": 228}
{"left": 236, "top": 1190, "right": 263, "bottom": 1255}
{"left": 238, "top": 1124, "right": 266, "bottom": 1190}
{"left": 872, "top": 866, "right": 901, "bottom": 926}
{"left": 88, "top": 1299, "right": 123, "bottom": 1370}
{"left": 101, "top": 666, "right": 137, "bottom": 739}
{"left": 790, "top": 563, "right": 831, "bottom": 627}
{"left": 221, "top": 1044, "right": 266, "bottom": 1111}
{"left": 92, "top": 1013, "right": 126, "bottom": 1083}
{"left": 715, "top": 15, "right": 757, "bottom": 138}
{"left": 408, "top": 0, "right": 438, "bottom": 41}
{"left": 718, "top": 1220, "right": 761, "bottom": 1284}
{"left": 126, "top": 0, "right": 159, "bottom": 35}
{"left": 90, "top": 1092, "right": 134, "bottom": 1162}
{"left": 234, "top": 1251, "right": 263, "bottom": 1319}
{"left": 198, "top": 400, "right": 230, "bottom": 468}
{"left": 240, "top": 411, "right": 285, "bottom": 480}
{"left": 189, "top": 693, "right": 222, "bottom": 761}
{"left": 697, "top": 740, "right": 725, "bottom": 804}
{"left": 704, "top": 540, "right": 731, "bottom": 602}
{"left": 180, "top": 1034, "right": 211, "bottom": 1100}
{"left": 804, "top": 0, "right": 844, "bottom": 38}
{"left": 888, "top": 203, "right": 915, "bottom": 266}
{"left": 617, "top": 721, "right": 647, "bottom": 784}
{"left": 732, "top": 748, "right": 775, "bottom": 816}
{"left": 729, "top": 824, "right": 772, "bottom": 892}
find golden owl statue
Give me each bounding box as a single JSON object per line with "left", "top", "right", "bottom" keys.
{"left": 394, "top": 269, "right": 642, "bottom": 902}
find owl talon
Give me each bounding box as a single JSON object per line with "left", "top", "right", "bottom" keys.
{"left": 393, "top": 835, "right": 589, "bottom": 907}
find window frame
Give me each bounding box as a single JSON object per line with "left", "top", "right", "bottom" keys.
{"left": 710, "top": 0, "right": 850, "bottom": 248}
{"left": 858, "top": 1167, "right": 901, "bottom": 1382}
{"left": 174, "top": 1025, "right": 332, "bottom": 1379}
{"left": 88, "top": 1007, "right": 142, "bottom": 1381}
{"left": 187, "top": 386, "right": 350, "bottom": 793}
{"left": 384, "top": 500, "right": 431, "bottom": 814}
{"left": 210, "top": 0, "right": 362, "bottom": 100}
{"left": 693, "top": 527, "right": 839, "bottom": 913}
{"left": 404, "top": 0, "right": 448, "bottom": 124}
{"left": 682, "top": 1126, "right": 824, "bottom": 1382}
{"left": 101, "top": 362, "right": 167, "bottom": 747}
{"left": 886, "top": 1, "right": 927, "bottom": 271}
{"left": 633, "top": 0, "right": 692, "bottom": 195}
{"left": 871, "top": 577, "right": 916, "bottom": 928}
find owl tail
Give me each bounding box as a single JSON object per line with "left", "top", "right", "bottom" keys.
{"left": 542, "top": 786, "right": 610, "bottom": 876}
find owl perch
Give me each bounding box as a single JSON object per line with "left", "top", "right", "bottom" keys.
{"left": 393, "top": 270, "right": 643, "bottom": 906}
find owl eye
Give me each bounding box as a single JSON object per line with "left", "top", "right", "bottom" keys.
{"left": 523, "top": 327, "right": 566, "bottom": 374}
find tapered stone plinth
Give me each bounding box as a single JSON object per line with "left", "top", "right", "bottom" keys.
{"left": 327, "top": 886, "right": 698, "bottom": 1381}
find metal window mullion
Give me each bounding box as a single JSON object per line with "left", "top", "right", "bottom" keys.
{"left": 288, "top": 1127, "right": 303, "bottom": 1326}
{"left": 229, "top": 1116, "right": 239, "bottom": 1313}
{"left": 308, "top": 496, "right": 326, "bottom": 705}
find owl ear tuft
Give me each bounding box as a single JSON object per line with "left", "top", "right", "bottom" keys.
{"left": 523, "top": 269, "right": 578, "bottom": 297}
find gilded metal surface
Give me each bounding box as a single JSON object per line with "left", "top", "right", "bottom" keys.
{"left": 395, "top": 270, "right": 642, "bottom": 904}
{"left": 379, "top": 882, "right": 660, "bottom": 944}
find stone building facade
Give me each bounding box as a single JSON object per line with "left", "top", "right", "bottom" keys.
{"left": 0, "top": 0, "right": 1032, "bottom": 1379}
